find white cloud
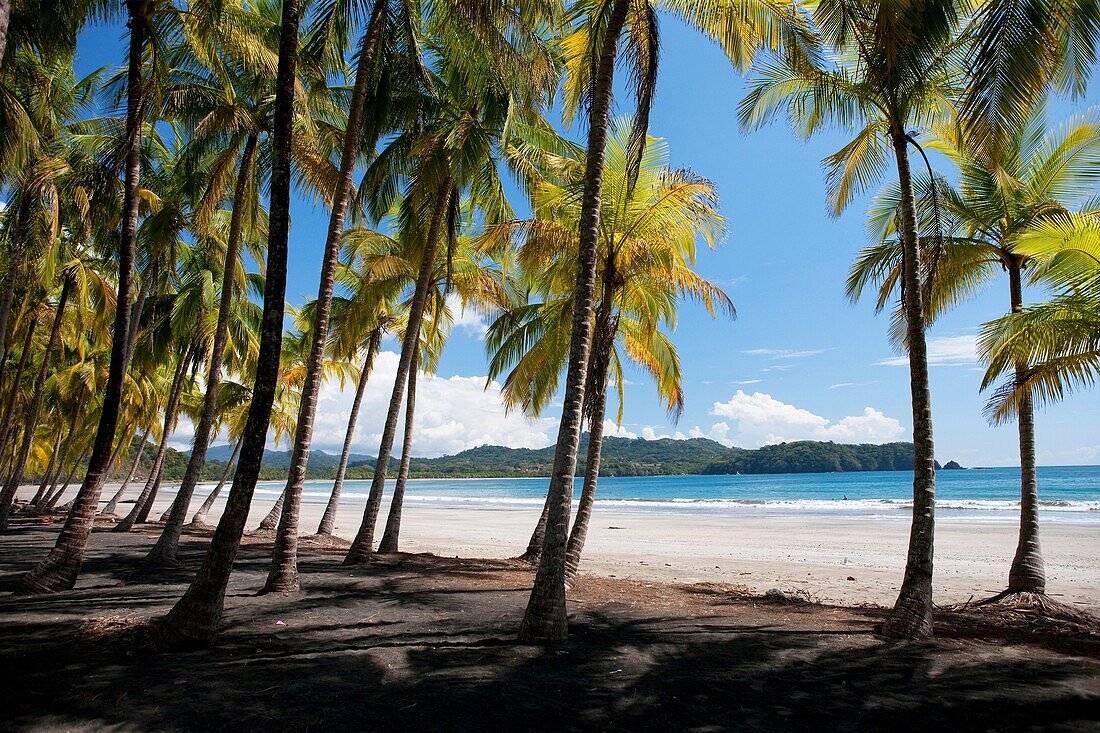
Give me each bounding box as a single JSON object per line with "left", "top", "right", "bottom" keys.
{"left": 446, "top": 294, "right": 490, "bottom": 340}
{"left": 730, "top": 379, "right": 763, "bottom": 385}
{"left": 306, "top": 351, "right": 556, "bottom": 457}
{"left": 877, "top": 335, "right": 977, "bottom": 367}
{"left": 828, "top": 381, "right": 873, "bottom": 390}
{"left": 743, "top": 348, "right": 827, "bottom": 359}
{"left": 603, "top": 421, "right": 638, "bottom": 439}
{"left": 703, "top": 390, "right": 904, "bottom": 448}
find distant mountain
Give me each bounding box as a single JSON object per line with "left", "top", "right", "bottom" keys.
{"left": 137, "top": 436, "right": 950, "bottom": 483}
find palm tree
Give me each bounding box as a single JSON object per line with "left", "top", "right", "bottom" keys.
{"left": 157, "top": 0, "right": 303, "bottom": 646}
{"left": 258, "top": 0, "right": 405, "bottom": 593}
{"left": 18, "top": 0, "right": 162, "bottom": 593}
{"left": 485, "top": 121, "right": 731, "bottom": 584}
{"left": 981, "top": 213, "right": 1100, "bottom": 431}
{"left": 376, "top": 241, "right": 503, "bottom": 552}
{"left": 341, "top": 9, "right": 560, "bottom": 565}
{"left": 517, "top": 0, "right": 805, "bottom": 645}
{"left": 314, "top": 248, "right": 401, "bottom": 536}
{"left": 848, "top": 107, "right": 1100, "bottom": 601}
{"left": 738, "top": 0, "right": 977, "bottom": 639}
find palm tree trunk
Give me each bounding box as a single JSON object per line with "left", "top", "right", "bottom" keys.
{"left": 0, "top": 314, "right": 38, "bottom": 463}
{"left": 102, "top": 425, "right": 150, "bottom": 516}
{"left": 880, "top": 129, "right": 937, "bottom": 640}
{"left": 17, "top": 2, "right": 145, "bottom": 593}
{"left": 317, "top": 326, "right": 381, "bottom": 536}
{"left": 0, "top": 276, "right": 71, "bottom": 531}
{"left": 256, "top": 490, "right": 283, "bottom": 531}
{"left": 1007, "top": 261, "right": 1045, "bottom": 593}
{"left": 123, "top": 255, "right": 157, "bottom": 373}
{"left": 377, "top": 347, "right": 418, "bottom": 554}
{"left": 0, "top": 0, "right": 11, "bottom": 74}
{"left": 45, "top": 456, "right": 84, "bottom": 511}
{"left": 191, "top": 436, "right": 241, "bottom": 526}
{"left": 29, "top": 430, "right": 64, "bottom": 507}
{"left": 519, "top": 499, "right": 552, "bottom": 564}
{"left": 263, "top": 0, "right": 389, "bottom": 593}
{"left": 564, "top": 297, "right": 615, "bottom": 589}
{"left": 37, "top": 415, "right": 79, "bottom": 510}
{"left": 116, "top": 346, "right": 193, "bottom": 532}
{"left": 147, "top": 134, "right": 259, "bottom": 566}
{"left": 157, "top": 0, "right": 300, "bottom": 646}
{"left": 344, "top": 183, "right": 452, "bottom": 565}
{"left": 518, "top": 0, "right": 629, "bottom": 646}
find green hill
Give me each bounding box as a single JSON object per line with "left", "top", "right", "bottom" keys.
{"left": 83, "top": 436, "right": 951, "bottom": 485}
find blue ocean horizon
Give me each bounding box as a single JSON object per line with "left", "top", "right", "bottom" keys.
{"left": 244, "top": 465, "right": 1100, "bottom": 524}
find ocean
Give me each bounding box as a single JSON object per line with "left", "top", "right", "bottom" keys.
{"left": 245, "top": 465, "right": 1100, "bottom": 524}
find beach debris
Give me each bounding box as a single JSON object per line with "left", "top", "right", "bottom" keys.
{"left": 847, "top": 576, "right": 856, "bottom": 581}
{"left": 765, "top": 587, "right": 813, "bottom": 605}
{"left": 275, "top": 620, "right": 286, "bottom": 626}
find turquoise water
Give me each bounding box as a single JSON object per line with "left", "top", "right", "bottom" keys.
{"left": 247, "top": 465, "right": 1100, "bottom": 524}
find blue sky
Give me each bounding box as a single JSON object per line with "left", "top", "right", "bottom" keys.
{"left": 74, "top": 14, "right": 1100, "bottom": 466}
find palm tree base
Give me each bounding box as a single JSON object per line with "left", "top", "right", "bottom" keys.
{"left": 143, "top": 544, "right": 181, "bottom": 567}
{"left": 515, "top": 549, "right": 540, "bottom": 566}
{"left": 517, "top": 605, "right": 568, "bottom": 646}
{"left": 880, "top": 601, "right": 933, "bottom": 640}
{"left": 962, "top": 590, "right": 1095, "bottom": 625}
{"left": 17, "top": 560, "right": 80, "bottom": 595}
{"left": 260, "top": 569, "right": 300, "bottom": 595}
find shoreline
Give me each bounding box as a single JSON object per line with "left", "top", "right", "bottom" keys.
{"left": 18, "top": 483, "right": 1100, "bottom": 612}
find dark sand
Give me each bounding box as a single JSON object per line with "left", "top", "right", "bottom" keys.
{"left": 1, "top": 518, "right": 1098, "bottom": 732}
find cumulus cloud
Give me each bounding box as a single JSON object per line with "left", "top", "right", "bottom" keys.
{"left": 877, "top": 335, "right": 977, "bottom": 367}
{"left": 695, "top": 390, "right": 904, "bottom": 448}
{"left": 306, "top": 351, "right": 556, "bottom": 457}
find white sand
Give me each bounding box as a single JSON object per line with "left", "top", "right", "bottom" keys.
{"left": 24, "top": 483, "right": 1100, "bottom": 611}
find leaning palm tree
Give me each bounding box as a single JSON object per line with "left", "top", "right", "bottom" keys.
{"left": 18, "top": 0, "right": 206, "bottom": 593}
{"left": 340, "top": 11, "right": 560, "bottom": 567}
{"left": 484, "top": 121, "right": 732, "bottom": 584}
{"left": 157, "top": 0, "right": 304, "bottom": 646}
{"left": 848, "top": 106, "right": 1100, "bottom": 603}
{"left": 518, "top": 0, "right": 809, "bottom": 645}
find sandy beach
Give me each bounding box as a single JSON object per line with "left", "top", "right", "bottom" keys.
{"left": 39, "top": 483, "right": 1100, "bottom": 611}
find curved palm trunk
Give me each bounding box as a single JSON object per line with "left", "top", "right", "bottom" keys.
{"left": 377, "top": 348, "right": 418, "bottom": 554}
{"left": 102, "top": 425, "right": 151, "bottom": 516}
{"left": 256, "top": 490, "right": 283, "bottom": 531}
{"left": 518, "top": 0, "right": 629, "bottom": 646}
{"left": 317, "top": 327, "right": 381, "bottom": 536}
{"left": 147, "top": 134, "right": 259, "bottom": 566}
{"left": 1007, "top": 262, "right": 1045, "bottom": 593}
{"left": 0, "top": 315, "right": 38, "bottom": 463}
{"left": 37, "top": 419, "right": 79, "bottom": 510}
{"left": 157, "top": 0, "right": 300, "bottom": 646}
{"left": 191, "top": 436, "right": 241, "bottom": 526}
{"left": 520, "top": 500, "right": 552, "bottom": 564}
{"left": 29, "top": 431, "right": 64, "bottom": 507}
{"left": 115, "top": 347, "right": 193, "bottom": 532}
{"left": 0, "top": 276, "right": 71, "bottom": 531}
{"left": 344, "top": 184, "right": 451, "bottom": 565}
{"left": 881, "top": 130, "right": 937, "bottom": 640}
{"left": 123, "top": 256, "right": 156, "bottom": 372}
{"left": 263, "top": 1, "right": 389, "bottom": 593}
{"left": 18, "top": 3, "right": 145, "bottom": 593}
{"left": 564, "top": 302, "right": 615, "bottom": 589}
{"left": 45, "top": 456, "right": 84, "bottom": 511}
